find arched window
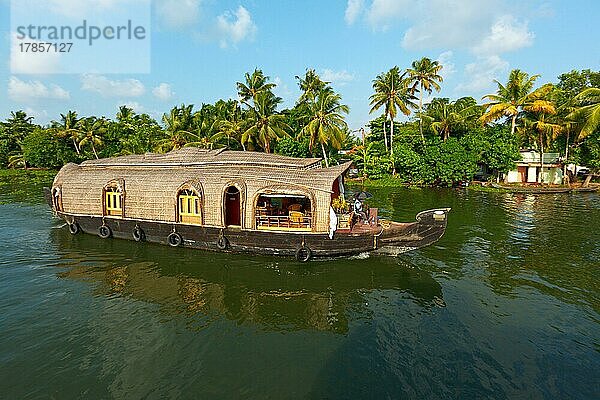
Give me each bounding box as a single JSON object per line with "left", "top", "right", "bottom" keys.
{"left": 103, "top": 182, "right": 124, "bottom": 217}
{"left": 178, "top": 188, "right": 202, "bottom": 224}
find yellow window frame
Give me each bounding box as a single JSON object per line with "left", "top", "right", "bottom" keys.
{"left": 105, "top": 188, "right": 122, "bottom": 215}
{"left": 178, "top": 189, "right": 202, "bottom": 224}
{"left": 179, "top": 194, "right": 201, "bottom": 216}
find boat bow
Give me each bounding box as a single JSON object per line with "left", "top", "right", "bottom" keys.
{"left": 378, "top": 208, "right": 451, "bottom": 253}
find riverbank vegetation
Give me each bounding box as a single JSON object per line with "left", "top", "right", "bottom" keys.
{"left": 1, "top": 62, "right": 598, "bottom": 186}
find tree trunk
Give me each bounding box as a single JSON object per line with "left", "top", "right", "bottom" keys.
{"left": 419, "top": 82, "right": 424, "bottom": 142}
{"left": 72, "top": 138, "right": 80, "bottom": 154}
{"left": 539, "top": 137, "right": 544, "bottom": 184}
{"left": 510, "top": 114, "right": 517, "bottom": 136}
{"left": 321, "top": 143, "right": 329, "bottom": 168}
{"left": 92, "top": 143, "right": 99, "bottom": 159}
{"left": 390, "top": 118, "right": 396, "bottom": 175}
{"left": 382, "top": 118, "right": 388, "bottom": 152}
{"left": 583, "top": 174, "right": 593, "bottom": 188}
{"left": 390, "top": 118, "right": 394, "bottom": 156}
{"left": 563, "top": 130, "right": 570, "bottom": 185}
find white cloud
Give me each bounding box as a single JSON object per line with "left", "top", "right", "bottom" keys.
{"left": 10, "top": 35, "right": 62, "bottom": 74}
{"left": 215, "top": 6, "right": 257, "bottom": 48}
{"left": 24, "top": 107, "right": 49, "bottom": 122}
{"left": 8, "top": 76, "right": 70, "bottom": 102}
{"left": 352, "top": 1, "right": 535, "bottom": 98}
{"left": 152, "top": 83, "right": 174, "bottom": 100}
{"left": 436, "top": 51, "right": 455, "bottom": 80}
{"left": 366, "top": 0, "right": 410, "bottom": 30}
{"left": 350, "top": 0, "right": 536, "bottom": 55}
{"left": 154, "top": 2, "right": 257, "bottom": 49}
{"left": 473, "top": 15, "right": 534, "bottom": 56}
{"left": 321, "top": 69, "right": 355, "bottom": 85}
{"left": 400, "top": 0, "right": 497, "bottom": 50}
{"left": 455, "top": 55, "right": 509, "bottom": 94}
{"left": 345, "top": 0, "right": 364, "bottom": 25}
{"left": 81, "top": 74, "right": 145, "bottom": 98}
{"left": 155, "top": 0, "right": 201, "bottom": 29}
{"left": 273, "top": 77, "right": 294, "bottom": 107}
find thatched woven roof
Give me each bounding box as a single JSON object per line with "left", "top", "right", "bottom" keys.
{"left": 82, "top": 148, "right": 323, "bottom": 170}
{"left": 54, "top": 149, "right": 352, "bottom": 233}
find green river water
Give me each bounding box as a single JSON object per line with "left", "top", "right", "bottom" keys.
{"left": 0, "top": 172, "right": 598, "bottom": 399}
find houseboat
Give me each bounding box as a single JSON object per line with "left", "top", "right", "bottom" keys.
{"left": 45, "top": 148, "right": 450, "bottom": 261}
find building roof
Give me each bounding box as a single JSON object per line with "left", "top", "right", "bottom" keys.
{"left": 81, "top": 147, "right": 323, "bottom": 170}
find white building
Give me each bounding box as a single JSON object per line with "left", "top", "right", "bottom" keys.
{"left": 506, "top": 150, "right": 563, "bottom": 184}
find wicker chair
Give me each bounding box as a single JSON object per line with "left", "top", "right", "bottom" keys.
{"left": 289, "top": 211, "right": 304, "bottom": 227}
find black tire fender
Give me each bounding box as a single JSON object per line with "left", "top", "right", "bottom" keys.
{"left": 68, "top": 222, "right": 80, "bottom": 235}
{"left": 216, "top": 236, "right": 228, "bottom": 250}
{"left": 133, "top": 226, "right": 145, "bottom": 242}
{"left": 167, "top": 232, "right": 183, "bottom": 247}
{"left": 98, "top": 225, "right": 112, "bottom": 239}
{"left": 295, "top": 246, "right": 312, "bottom": 262}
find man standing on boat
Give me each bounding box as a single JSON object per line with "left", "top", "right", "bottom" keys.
{"left": 353, "top": 195, "right": 367, "bottom": 222}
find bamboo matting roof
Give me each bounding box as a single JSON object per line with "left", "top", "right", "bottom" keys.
{"left": 55, "top": 149, "right": 352, "bottom": 231}
{"left": 81, "top": 148, "right": 323, "bottom": 170}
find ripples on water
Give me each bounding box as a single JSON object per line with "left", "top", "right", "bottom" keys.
{"left": 0, "top": 176, "right": 599, "bottom": 399}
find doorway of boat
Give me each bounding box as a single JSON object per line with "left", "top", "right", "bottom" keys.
{"left": 224, "top": 186, "right": 241, "bottom": 226}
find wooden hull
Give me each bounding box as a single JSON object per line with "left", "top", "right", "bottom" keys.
{"left": 47, "top": 187, "right": 450, "bottom": 259}
{"left": 490, "top": 183, "right": 599, "bottom": 194}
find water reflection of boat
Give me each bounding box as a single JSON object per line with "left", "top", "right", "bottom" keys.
{"left": 45, "top": 148, "right": 450, "bottom": 261}
{"left": 50, "top": 228, "right": 444, "bottom": 333}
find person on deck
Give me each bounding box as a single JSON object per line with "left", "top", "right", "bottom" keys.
{"left": 353, "top": 196, "right": 367, "bottom": 222}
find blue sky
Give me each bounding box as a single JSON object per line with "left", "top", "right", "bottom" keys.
{"left": 1, "top": 0, "right": 598, "bottom": 130}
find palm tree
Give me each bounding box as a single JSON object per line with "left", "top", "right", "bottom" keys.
{"left": 369, "top": 66, "right": 415, "bottom": 155}
{"left": 567, "top": 88, "right": 600, "bottom": 140}
{"left": 568, "top": 88, "right": 600, "bottom": 186}
{"left": 425, "top": 97, "right": 479, "bottom": 141}
{"left": 190, "top": 105, "right": 220, "bottom": 146}
{"left": 1, "top": 111, "right": 36, "bottom": 167}
{"left": 301, "top": 90, "right": 349, "bottom": 167}
{"left": 481, "top": 69, "right": 541, "bottom": 136}
{"left": 218, "top": 119, "right": 246, "bottom": 150}
{"left": 51, "top": 111, "right": 81, "bottom": 154}
{"left": 237, "top": 68, "right": 276, "bottom": 106}
{"left": 242, "top": 92, "right": 289, "bottom": 153}
{"left": 407, "top": 57, "right": 444, "bottom": 141}
{"left": 116, "top": 105, "right": 135, "bottom": 122}
{"left": 77, "top": 117, "right": 107, "bottom": 159}
{"left": 296, "top": 69, "right": 331, "bottom": 103}
{"left": 156, "top": 104, "right": 195, "bottom": 152}
{"left": 7, "top": 142, "right": 26, "bottom": 169}
{"left": 519, "top": 85, "right": 561, "bottom": 182}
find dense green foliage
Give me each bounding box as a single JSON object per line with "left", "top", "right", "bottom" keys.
{"left": 1, "top": 66, "right": 598, "bottom": 186}
{"left": 275, "top": 137, "right": 311, "bottom": 158}
{"left": 22, "top": 129, "right": 79, "bottom": 168}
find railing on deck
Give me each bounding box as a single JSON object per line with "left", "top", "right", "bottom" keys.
{"left": 255, "top": 213, "right": 312, "bottom": 231}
